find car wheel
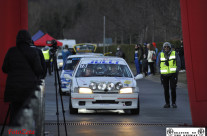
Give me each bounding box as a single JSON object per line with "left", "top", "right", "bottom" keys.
{"left": 69, "top": 96, "right": 78, "bottom": 114}
{"left": 60, "top": 92, "right": 66, "bottom": 96}
{"left": 131, "top": 97, "right": 140, "bottom": 115}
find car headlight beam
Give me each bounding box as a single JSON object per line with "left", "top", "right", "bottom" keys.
{"left": 58, "top": 62, "right": 63, "bottom": 66}
{"left": 119, "top": 88, "right": 133, "bottom": 94}
{"left": 79, "top": 88, "right": 93, "bottom": 94}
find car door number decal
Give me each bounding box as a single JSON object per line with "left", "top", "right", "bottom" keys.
{"left": 80, "top": 64, "right": 88, "bottom": 68}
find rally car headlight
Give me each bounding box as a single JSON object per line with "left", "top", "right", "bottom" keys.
{"left": 79, "top": 88, "right": 93, "bottom": 94}
{"left": 58, "top": 62, "right": 63, "bottom": 66}
{"left": 119, "top": 88, "right": 133, "bottom": 94}
{"left": 97, "top": 82, "right": 107, "bottom": 91}
{"left": 115, "top": 82, "right": 123, "bottom": 90}
{"left": 89, "top": 82, "right": 97, "bottom": 90}
{"left": 107, "top": 82, "right": 115, "bottom": 91}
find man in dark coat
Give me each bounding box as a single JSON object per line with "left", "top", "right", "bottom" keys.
{"left": 179, "top": 40, "right": 185, "bottom": 72}
{"left": 115, "top": 45, "right": 125, "bottom": 59}
{"left": 142, "top": 43, "right": 148, "bottom": 76}
{"left": 31, "top": 40, "right": 47, "bottom": 80}
{"left": 2, "top": 30, "right": 43, "bottom": 126}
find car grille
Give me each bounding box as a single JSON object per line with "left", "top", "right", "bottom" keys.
{"left": 93, "top": 91, "right": 119, "bottom": 94}
{"left": 92, "top": 100, "right": 119, "bottom": 104}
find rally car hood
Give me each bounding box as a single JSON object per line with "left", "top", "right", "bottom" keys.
{"left": 76, "top": 77, "right": 135, "bottom": 88}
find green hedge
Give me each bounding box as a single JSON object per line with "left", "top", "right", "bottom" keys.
{"left": 96, "top": 40, "right": 181, "bottom": 64}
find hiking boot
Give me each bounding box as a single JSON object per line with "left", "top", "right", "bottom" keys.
{"left": 172, "top": 104, "right": 177, "bottom": 108}
{"left": 163, "top": 104, "right": 170, "bottom": 108}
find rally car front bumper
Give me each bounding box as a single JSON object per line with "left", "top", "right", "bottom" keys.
{"left": 71, "top": 93, "right": 139, "bottom": 110}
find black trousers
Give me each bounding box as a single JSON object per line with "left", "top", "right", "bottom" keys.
{"left": 140, "top": 63, "right": 143, "bottom": 73}
{"left": 9, "top": 101, "right": 25, "bottom": 126}
{"left": 142, "top": 59, "right": 148, "bottom": 76}
{"left": 161, "top": 73, "right": 178, "bottom": 104}
{"left": 180, "top": 55, "right": 185, "bottom": 70}
{"left": 45, "top": 61, "right": 51, "bottom": 75}
{"left": 148, "top": 62, "right": 155, "bottom": 75}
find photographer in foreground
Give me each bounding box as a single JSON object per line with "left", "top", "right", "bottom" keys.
{"left": 2, "top": 30, "right": 44, "bottom": 127}
{"left": 158, "top": 42, "right": 181, "bottom": 108}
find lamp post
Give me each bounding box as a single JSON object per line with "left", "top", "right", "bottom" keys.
{"left": 103, "top": 16, "right": 106, "bottom": 54}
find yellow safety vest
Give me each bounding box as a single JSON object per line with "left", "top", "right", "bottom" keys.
{"left": 160, "top": 51, "right": 177, "bottom": 74}
{"left": 42, "top": 49, "right": 50, "bottom": 60}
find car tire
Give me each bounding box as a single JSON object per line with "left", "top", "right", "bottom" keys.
{"left": 69, "top": 96, "right": 78, "bottom": 114}
{"left": 60, "top": 92, "right": 66, "bottom": 96}
{"left": 131, "top": 97, "right": 140, "bottom": 115}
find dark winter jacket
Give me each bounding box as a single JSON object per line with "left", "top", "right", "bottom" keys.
{"left": 134, "top": 47, "right": 143, "bottom": 61}
{"left": 2, "top": 30, "right": 43, "bottom": 102}
{"left": 31, "top": 45, "right": 47, "bottom": 79}
{"left": 115, "top": 50, "right": 125, "bottom": 59}
{"left": 143, "top": 46, "right": 148, "bottom": 60}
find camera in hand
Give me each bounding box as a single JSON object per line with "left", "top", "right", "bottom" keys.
{"left": 47, "top": 39, "right": 58, "bottom": 52}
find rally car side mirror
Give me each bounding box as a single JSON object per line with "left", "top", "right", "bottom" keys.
{"left": 135, "top": 74, "right": 143, "bottom": 80}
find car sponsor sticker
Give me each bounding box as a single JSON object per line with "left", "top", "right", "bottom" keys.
{"left": 89, "top": 60, "right": 119, "bottom": 64}
{"left": 124, "top": 80, "right": 131, "bottom": 84}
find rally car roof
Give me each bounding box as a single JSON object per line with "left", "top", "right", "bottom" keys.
{"left": 79, "top": 56, "right": 127, "bottom": 65}
{"left": 67, "top": 53, "right": 103, "bottom": 59}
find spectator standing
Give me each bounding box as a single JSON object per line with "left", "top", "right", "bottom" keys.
{"left": 115, "top": 45, "right": 125, "bottom": 59}
{"left": 152, "top": 42, "right": 158, "bottom": 56}
{"left": 158, "top": 42, "right": 181, "bottom": 108}
{"left": 2, "top": 30, "right": 43, "bottom": 126}
{"left": 134, "top": 44, "right": 143, "bottom": 75}
{"left": 31, "top": 40, "right": 47, "bottom": 80}
{"left": 179, "top": 39, "right": 185, "bottom": 72}
{"left": 147, "top": 43, "right": 155, "bottom": 75}
{"left": 42, "top": 46, "right": 52, "bottom": 75}
{"left": 62, "top": 45, "right": 72, "bottom": 65}
{"left": 152, "top": 42, "right": 158, "bottom": 74}
{"left": 138, "top": 44, "right": 143, "bottom": 73}
{"left": 134, "top": 44, "right": 140, "bottom": 75}
{"left": 171, "top": 44, "right": 175, "bottom": 51}
{"left": 142, "top": 43, "right": 148, "bottom": 77}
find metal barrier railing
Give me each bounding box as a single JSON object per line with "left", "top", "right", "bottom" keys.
{"left": 34, "top": 80, "right": 45, "bottom": 136}
{"left": 5, "top": 80, "right": 45, "bottom": 136}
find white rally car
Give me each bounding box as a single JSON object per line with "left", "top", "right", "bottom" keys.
{"left": 60, "top": 53, "right": 104, "bottom": 95}
{"left": 57, "top": 52, "right": 63, "bottom": 70}
{"left": 65, "top": 56, "right": 143, "bottom": 114}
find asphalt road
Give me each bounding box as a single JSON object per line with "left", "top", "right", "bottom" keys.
{"left": 44, "top": 72, "right": 192, "bottom": 136}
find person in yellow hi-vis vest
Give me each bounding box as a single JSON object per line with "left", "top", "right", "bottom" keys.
{"left": 42, "top": 46, "right": 52, "bottom": 75}
{"left": 158, "top": 42, "right": 181, "bottom": 108}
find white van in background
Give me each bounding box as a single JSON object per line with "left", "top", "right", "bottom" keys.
{"left": 58, "top": 39, "right": 76, "bottom": 49}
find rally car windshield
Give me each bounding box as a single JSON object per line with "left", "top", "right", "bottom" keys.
{"left": 74, "top": 44, "right": 96, "bottom": 52}
{"left": 75, "top": 64, "right": 133, "bottom": 78}
{"left": 64, "top": 58, "right": 80, "bottom": 70}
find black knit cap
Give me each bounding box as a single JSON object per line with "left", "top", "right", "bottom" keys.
{"left": 16, "top": 29, "right": 32, "bottom": 46}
